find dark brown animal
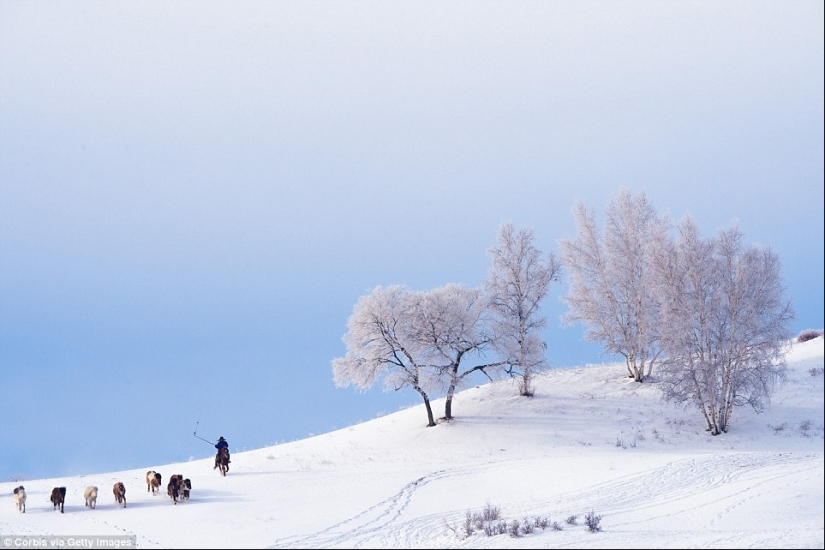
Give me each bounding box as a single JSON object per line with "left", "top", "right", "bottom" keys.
{"left": 167, "top": 476, "right": 180, "bottom": 505}
{"left": 216, "top": 447, "right": 229, "bottom": 476}
{"left": 50, "top": 487, "right": 65, "bottom": 513}
{"left": 113, "top": 482, "right": 126, "bottom": 508}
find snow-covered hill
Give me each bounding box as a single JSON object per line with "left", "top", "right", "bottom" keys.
{"left": 2, "top": 338, "right": 822, "bottom": 549}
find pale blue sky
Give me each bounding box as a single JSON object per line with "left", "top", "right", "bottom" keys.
{"left": 1, "top": 1, "right": 822, "bottom": 480}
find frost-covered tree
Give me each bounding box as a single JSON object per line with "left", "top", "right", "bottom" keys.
{"left": 332, "top": 283, "right": 505, "bottom": 426}
{"left": 559, "top": 188, "right": 669, "bottom": 382}
{"left": 413, "top": 283, "right": 506, "bottom": 420}
{"left": 484, "top": 222, "right": 561, "bottom": 396}
{"left": 332, "top": 285, "right": 440, "bottom": 427}
{"left": 655, "top": 218, "right": 794, "bottom": 435}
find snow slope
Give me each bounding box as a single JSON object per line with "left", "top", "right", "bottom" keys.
{"left": 2, "top": 338, "right": 822, "bottom": 549}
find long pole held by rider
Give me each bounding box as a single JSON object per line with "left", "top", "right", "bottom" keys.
{"left": 192, "top": 421, "right": 216, "bottom": 446}
{"left": 194, "top": 421, "right": 231, "bottom": 472}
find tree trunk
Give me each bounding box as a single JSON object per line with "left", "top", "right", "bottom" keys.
{"left": 520, "top": 373, "right": 534, "bottom": 397}
{"left": 413, "top": 385, "right": 436, "bottom": 427}
{"left": 445, "top": 380, "right": 457, "bottom": 419}
{"left": 625, "top": 356, "right": 635, "bottom": 378}
{"left": 444, "top": 366, "right": 459, "bottom": 420}
{"left": 707, "top": 402, "right": 721, "bottom": 435}
{"left": 423, "top": 396, "right": 436, "bottom": 427}
{"left": 700, "top": 404, "right": 714, "bottom": 433}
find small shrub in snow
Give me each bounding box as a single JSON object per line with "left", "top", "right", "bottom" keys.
{"left": 463, "top": 512, "right": 474, "bottom": 537}
{"left": 463, "top": 502, "right": 505, "bottom": 537}
{"left": 797, "top": 329, "right": 823, "bottom": 343}
{"left": 616, "top": 436, "right": 638, "bottom": 449}
{"left": 566, "top": 514, "right": 578, "bottom": 525}
{"left": 585, "top": 510, "right": 602, "bottom": 532}
{"left": 496, "top": 520, "right": 508, "bottom": 535}
{"left": 482, "top": 502, "right": 501, "bottom": 522}
{"left": 551, "top": 521, "right": 563, "bottom": 531}
{"left": 521, "top": 518, "right": 534, "bottom": 535}
{"left": 798, "top": 420, "right": 812, "bottom": 434}
{"left": 771, "top": 422, "right": 788, "bottom": 435}
{"left": 8, "top": 474, "right": 30, "bottom": 483}
{"left": 443, "top": 519, "right": 460, "bottom": 539}
{"left": 471, "top": 502, "right": 502, "bottom": 531}
{"left": 809, "top": 366, "right": 824, "bottom": 377}
{"left": 667, "top": 418, "right": 686, "bottom": 432}
{"left": 509, "top": 519, "right": 522, "bottom": 538}
{"left": 451, "top": 505, "right": 552, "bottom": 540}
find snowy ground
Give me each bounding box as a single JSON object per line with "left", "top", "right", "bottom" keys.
{"left": 2, "top": 338, "right": 822, "bottom": 549}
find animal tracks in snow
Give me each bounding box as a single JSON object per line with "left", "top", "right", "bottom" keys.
{"left": 267, "top": 451, "right": 822, "bottom": 549}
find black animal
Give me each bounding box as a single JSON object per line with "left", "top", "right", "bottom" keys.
{"left": 50, "top": 487, "right": 66, "bottom": 513}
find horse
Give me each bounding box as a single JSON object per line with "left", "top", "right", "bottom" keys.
{"left": 84, "top": 486, "right": 98, "bottom": 509}
{"left": 147, "top": 471, "right": 162, "bottom": 494}
{"left": 167, "top": 476, "right": 181, "bottom": 505}
{"left": 180, "top": 478, "right": 192, "bottom": 502}
{"left": 216, "top": 447, "right": 230, "bottom": 476}
{"left": 13, "top": 486, "right": 26, "bottom": 513}
{"left": 50, "top": 487, "right": 65, "bottom": 513}
{"left": 113, "top": 482, "right": 126, "bottom": 508}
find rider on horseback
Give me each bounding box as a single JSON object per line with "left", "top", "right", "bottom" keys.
{"left": 214, "top": 436, "right": 230, "bottom": 471}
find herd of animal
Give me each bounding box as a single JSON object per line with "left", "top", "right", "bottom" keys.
{"left": 11, "top": 470, "right": 193, "bottom": 514}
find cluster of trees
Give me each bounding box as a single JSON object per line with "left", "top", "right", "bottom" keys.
{"left": 333, "top": 189, "right": 795, "bottom": 435}
{"left": 331, "top": 223, "right": 560, "bottom": 425}
{"left": 560, "top": 189, "right": 794, "bottom": 434}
